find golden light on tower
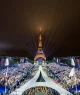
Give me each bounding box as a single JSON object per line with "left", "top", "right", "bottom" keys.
{"left": 34, "top": 28, "right": 46, "bottom": 61}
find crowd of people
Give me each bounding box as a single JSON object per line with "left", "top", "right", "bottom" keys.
{"left": 48, "top": 62, "right": 80, "bottom": 93}
{"left": 0, "top": 62, "right": 33, "bottom": 91}
{"left": 0, "top": 57, "right": 80, "bottom": 95}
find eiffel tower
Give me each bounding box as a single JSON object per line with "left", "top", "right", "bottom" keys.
{"left": 34, "top": 28, "right": 46, "bottom": 61}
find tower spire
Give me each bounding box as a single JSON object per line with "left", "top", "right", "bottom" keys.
{"left": 39, "top": 32, "right": 42, "bottom": 48}
{"left": 34, "top": 28, "right": 46, "bottom": 61}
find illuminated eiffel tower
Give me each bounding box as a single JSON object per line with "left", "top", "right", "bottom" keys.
{"left": 34, "top": 28, "right": 46, "bottom": 61}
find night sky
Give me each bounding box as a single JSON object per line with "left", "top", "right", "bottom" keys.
{"left": 0, "top": 0, "right": 80, "bottom": 59}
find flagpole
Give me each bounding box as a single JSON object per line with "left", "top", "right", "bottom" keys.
{"left": 5, "top": 85, "right": 6, "bottom": 95}
{"left": 7, "top": 65, "right": 8, "bottom": 74}
{"left": 74, "top": 70, "right": 77, "bottom": 95}
{"left": 5, "top": 66, "right": 8, "bottom": 95}
{"left": 5, "top": 72, "right": 7, "bottom": 94}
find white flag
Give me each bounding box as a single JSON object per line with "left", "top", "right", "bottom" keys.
{"left": 69, "top": 68, "right": 75, "bottom": 77}
{"left": 5, "top": 58, "right": 9, "bottom": 66}
{"left": 71, "top": 58, "right": 75, "bottom": 66}
{"left": 57, "top": 58, "right": 58, "bottom": 63}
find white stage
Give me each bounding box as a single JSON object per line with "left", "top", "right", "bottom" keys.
{"left": 10, "top": 66, "right": 73, "bottom": 95}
